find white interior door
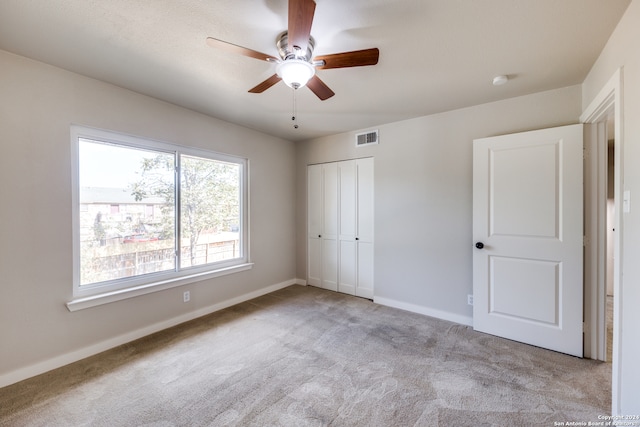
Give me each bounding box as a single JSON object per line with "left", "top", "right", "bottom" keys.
{"left": 473, "top": 124, "right": 583, "bottom": 357}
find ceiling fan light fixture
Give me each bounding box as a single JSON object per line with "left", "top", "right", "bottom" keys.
{"left": 277, "top": 59, "right": 315, "bottom": 89}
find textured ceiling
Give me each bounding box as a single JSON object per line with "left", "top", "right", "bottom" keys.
{"left": 0, "top": 0, "right": 631, "bottom": 142}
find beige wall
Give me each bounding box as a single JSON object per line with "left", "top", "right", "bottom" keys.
{"left": 0, "top": 50, "right": 297, "bottom": 385}
{"left": 3, "top": 0, "right": 639, "bottom": 410}
{"left": 296, "top": 85, "right": 582, "bottom": 324}
{"left": 582, "top": 0, "right": 640, "bottom": 414}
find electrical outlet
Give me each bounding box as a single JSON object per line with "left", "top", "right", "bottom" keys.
{"left": 183, "top": 291, "right": 190, "bottom": 303}
{"left": 467, "top": 294, "right": 473, "bottom": 306}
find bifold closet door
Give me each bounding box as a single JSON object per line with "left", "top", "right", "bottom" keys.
{"left": 338, "top": 158, "right": 374, "bottom": 298}
{"left": 338, "top": 160, "right": 357, "bottom": 295}
{"left": 307, "top": 164, "right": 322, "bottom": 287}
{"left": 322, "top": 162, "right": 339, "bottom": 291}
{"left": 309, "top": 159, "right": 373, "bottom": 296}
{"left": 355, "top": 157, "right": 374, "bottom": 299}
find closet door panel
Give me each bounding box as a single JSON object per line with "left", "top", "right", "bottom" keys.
{"left": 356, "top": 241, "right": 374, "bottom": 299}
{"left": 356, "top": 158, "right": 374, "bottom": 298}
{"left": 307, "top": 164, "right": 323, "bottom": 238}
{"left": 322, "top": 238, "right": 338, "bottom": 291}
{"left": 339, "top": 160, "right": 357, "bottom": 237}
{"left": 322, "top": 163, "right": 338, "bottom": 291}
{"left": 323, "top": 163, "right": 338, "bottom": 239}
{"left": 339, "top": 160, "right": 357, "bottom": 295}
{"left": 308, "top": 237, "right": 322, "bottom": 287}
{"left": 356, "top": 157, "right": 374, "bottom": 242}
{"left": 339, "top": 239, "right": 356, "bottom": 295}
{"left": 307, "top": 164, "right": 323, "bottom": 287}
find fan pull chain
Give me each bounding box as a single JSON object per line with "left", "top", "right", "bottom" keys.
{"left": 291, "top": 88, "right": 299, "bottom": 129}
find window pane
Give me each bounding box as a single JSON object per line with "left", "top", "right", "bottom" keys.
{"left": 180, "top": 155, "right": 241, "bottom": 268}
{"left": 78, "top": 139, "right": 176, "bottom": 285}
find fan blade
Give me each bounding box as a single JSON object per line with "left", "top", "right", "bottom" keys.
{"left": 206, "top": 37, "right": 278, "bottom": 62}
{"left": 288, "top": 0, "right": 316, "bottom": 54}
{"left": 307, "top": 75, "right": 335, "bottom": 100}
{"left": 314, "top": 48, "right": 379, "bottom": 70}
{"left": 248, "top": 74, "right": 282, "bottom": 93}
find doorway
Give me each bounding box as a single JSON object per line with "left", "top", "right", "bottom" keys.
{"left": 606, "top": 134, "right": 615, "bottom": 363}
{"left": 580, "top": 67, "right": 623, "bottom": 414}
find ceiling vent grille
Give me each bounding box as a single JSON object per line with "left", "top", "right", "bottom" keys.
{"left": 355, "top": 130, "right": 379, "bottom": 147}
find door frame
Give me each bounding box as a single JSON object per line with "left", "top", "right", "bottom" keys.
{"left": 580, "top": 67, "right": 623, "bottom": 414}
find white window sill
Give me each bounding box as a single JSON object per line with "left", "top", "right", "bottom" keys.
{"left": 66, "top": 263, "right": 254, "bottom": 312}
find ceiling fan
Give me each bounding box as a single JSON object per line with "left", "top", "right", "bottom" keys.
{"left": 205, "top": 0, "right": 379, "bottom": 101}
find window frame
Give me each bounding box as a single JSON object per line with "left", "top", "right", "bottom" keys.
{"left": 69, "top": 125, "right": 251, "bottom": 311}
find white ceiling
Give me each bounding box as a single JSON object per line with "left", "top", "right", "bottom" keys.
{"left": 0, "top": 0, "right": 631, "bottom": 142}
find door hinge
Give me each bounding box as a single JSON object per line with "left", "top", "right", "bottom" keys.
{"left": 583, "top": 322, "right": 588, "bottom": 333}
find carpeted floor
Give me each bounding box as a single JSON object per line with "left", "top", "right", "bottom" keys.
{"left": 0, "top": 285, "right": 611, "bottom": 426}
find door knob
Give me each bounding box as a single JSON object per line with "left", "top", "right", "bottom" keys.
{"left": 475, "top": 242, "right": 484, "bottom": 249}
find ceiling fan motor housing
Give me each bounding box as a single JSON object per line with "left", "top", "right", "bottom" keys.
{"left": 277, "top": 31, "right": 315, "bottom": 61}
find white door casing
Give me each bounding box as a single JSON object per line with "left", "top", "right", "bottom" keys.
{"left": 473, "top": 124, "right": 583, "bottom": 357}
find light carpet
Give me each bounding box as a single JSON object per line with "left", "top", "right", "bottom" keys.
{"left": 0, "top": 285, "right": 611, "bottom": 426}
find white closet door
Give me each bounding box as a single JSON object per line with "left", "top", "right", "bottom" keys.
{"left": 322, "top": 162, "right": 338, "bottom": 291}
{"left": 308, "top": 159, "right": 374, "bottom": 297}
{"left": 307, "top": 164, "right": 322, "bottom": 287}
{"left": 339, "top": 160, "right": 357, "bottom": 295}
{"left": 356, "top": 158, "right": 374, "bottom": 299}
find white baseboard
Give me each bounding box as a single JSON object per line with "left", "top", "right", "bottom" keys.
{"left": 374, "top": 296, "right": 473, "bottom": 327}
{"left": 0, "top": 279, "right": 301, "bottom": 389}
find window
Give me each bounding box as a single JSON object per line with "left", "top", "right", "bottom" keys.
{"left": 71, "top": 126, "right": 249, "bottom": 304}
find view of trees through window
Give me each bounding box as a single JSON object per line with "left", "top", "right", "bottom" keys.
{"left": 78, "top": 138, "right": 242, "bottom": 286}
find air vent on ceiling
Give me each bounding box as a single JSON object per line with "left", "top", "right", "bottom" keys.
{"left": 355, "top": 130, "right": 379, "bottom": 147}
